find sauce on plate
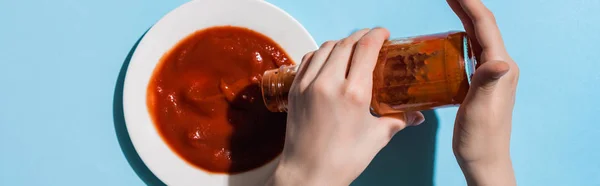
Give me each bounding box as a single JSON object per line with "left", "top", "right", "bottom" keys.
{"left": 147, "top": 26, "right": 292, "bottom": 174}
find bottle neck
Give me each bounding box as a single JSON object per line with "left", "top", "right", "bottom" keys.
{"left": 261, "top": 65, "right": 297, "bottom": 112}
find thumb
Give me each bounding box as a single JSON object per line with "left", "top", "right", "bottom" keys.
{"left": 469, "top": 60, "right": 510, "bottom": 95}
{"left": 377, "top": 111, "right": 425, "bottom": 139}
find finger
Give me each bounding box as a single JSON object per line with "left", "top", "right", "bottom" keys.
{"left": 447, "top": 0, "right": 481, "bottom": 58}
{"left": 292, "top": 51, "right": 315, "bottom": 89}
{"left": 347, "top": 27, "right": 390, "bottom": 87}
{"left": 468, "top": 60, "right": 510, "bottom": 97}
{"left": 377, "top": 111, "right": 425, "bottom": 139}
{"left": 449, "top": 0, "right": 507, "bottom": 62}
{"left": 300, "top": 41, "right": 337, "bottom": 86}
{"left": 317, "top": 28, "right": 371, "bottom": 81}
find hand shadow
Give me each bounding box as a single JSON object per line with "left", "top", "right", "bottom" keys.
{"left": 226, "top": 84, "right": 286, "bottom": 186}
{"left": 352, "top": 110, "right": 439, "bottom": 186}
{"left": 113, "top": 30, "right": 166, "bottom": 186}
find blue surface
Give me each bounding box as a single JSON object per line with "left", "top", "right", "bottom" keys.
{"left": 1, "top": 0, "right": 599, "bottom": 185}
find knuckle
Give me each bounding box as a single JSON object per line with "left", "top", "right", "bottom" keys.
{"left": 336, "top": 38, "right": 356, "bottom": 49}
{"left": 289, "top": 80, "right": 300, "bottom": 92}
{"left": 508, "top": 62, "right": 520, "bottom": 85}
{"left": 471, "top": 8, "right": 497, "bottom": 25}
{"left": 357, "top": 36, "right": 376, "bottom": 48}
{"left": 301, "top": 51, "right": 315, "bottom": 62}
{"left": 482, "top": 9, "right": 498, "bottom": 24}
{"left": 297, "top": 80, "right": 312, "bottom": 91}
{"left": 510, "top": 62, "right": 520, "bottom": 74}
{"left": 343, "top": 84, "right": 370, "bottom": 105}
{"left": 477, "top": 84, "right": 496, "bottom": 94}
{"left": 310, "top": 78, "right": 335, "bottom": 95}
{"left": 320, "top": 40, "right": 337, "bottom": 49}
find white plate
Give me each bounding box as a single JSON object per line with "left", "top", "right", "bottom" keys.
{"left": 122, "top": 0, "right": 318, "bottom": 185}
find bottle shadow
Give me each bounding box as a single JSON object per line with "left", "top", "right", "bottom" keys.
{"left": 113, "top": 30, "right": 166, "bottom": 186}
{"left": 352, "top": 110, "right": 439, "bottom": 186}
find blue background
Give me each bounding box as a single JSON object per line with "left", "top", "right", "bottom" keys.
{"left": 1, "top": 0, "right": 599, "bottom": 185}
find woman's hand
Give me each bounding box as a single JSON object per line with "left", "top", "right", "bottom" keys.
{"left": 266, "top": 28, "right": 424, "bottom": 186}
{"left": 448, "top": 0, "right": 519, "bottom": 185}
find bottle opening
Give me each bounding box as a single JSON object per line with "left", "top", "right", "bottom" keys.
{"left": 260, "top": 65, "right": 296, "bottom": 112}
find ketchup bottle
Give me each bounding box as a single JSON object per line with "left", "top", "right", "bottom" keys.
{"left": 261, "top": 31, "right": 477, "bottom": 116}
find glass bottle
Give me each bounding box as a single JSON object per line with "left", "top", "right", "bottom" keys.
{"left": 260, "top": 31, "right": 477, "bottom": 116}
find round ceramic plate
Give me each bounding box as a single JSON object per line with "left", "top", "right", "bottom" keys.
{"left": 122, "top": 0, "right": 318, "bottom": 185}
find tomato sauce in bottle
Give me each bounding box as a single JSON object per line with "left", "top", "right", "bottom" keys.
{"left": 261, "top": 31, "right": 477, "bottom": 116}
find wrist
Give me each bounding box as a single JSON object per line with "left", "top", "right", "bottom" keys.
{"left": 266, "top": 161, "right": 304, "bottom": 186}
{"left": 266, "top": 158, "right": 350, "bottom": 186}
{"left": 457, "top": 156, "right": 516, "bottom": 186}
{"left": 267, "top": 160, "right": 322, "bottom": 186}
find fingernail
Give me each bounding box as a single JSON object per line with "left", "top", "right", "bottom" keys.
{"left": 413, "top": 116, "right": 425, "bottom": 126}
{"left": 406, "top": 112, "right": 425, "bottom": 126}
{"left": 372, "top": 27, "right": 390, "bottom": 37}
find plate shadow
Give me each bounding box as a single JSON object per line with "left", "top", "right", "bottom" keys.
{"left": 113, "top": 30, "right": 166, "bottom": 186}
